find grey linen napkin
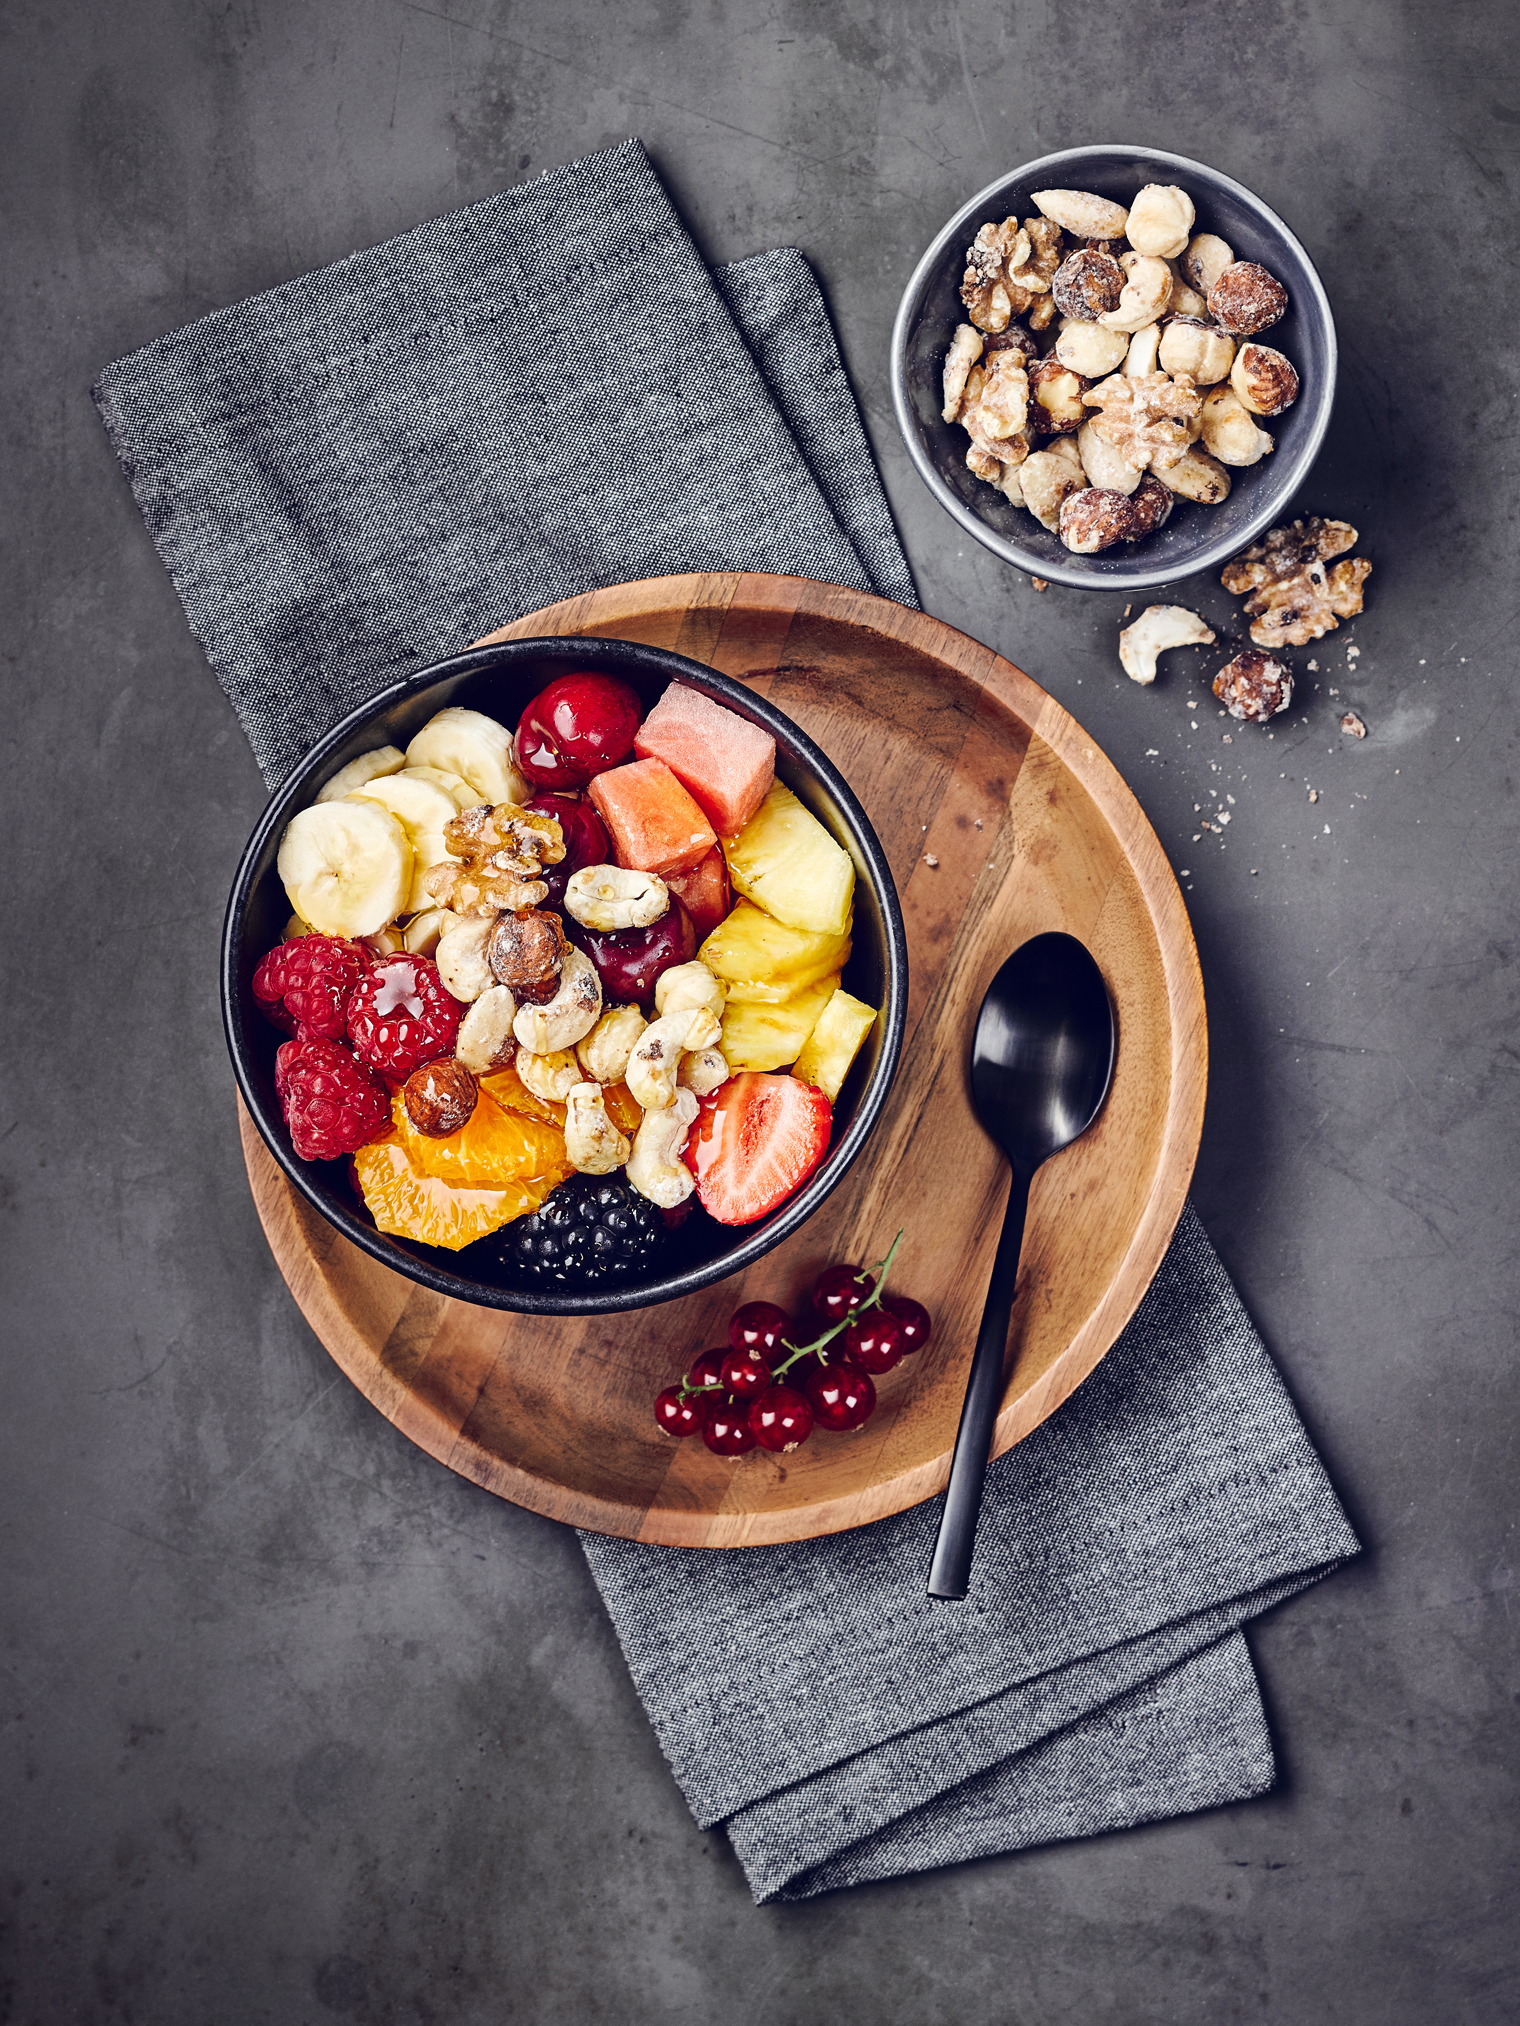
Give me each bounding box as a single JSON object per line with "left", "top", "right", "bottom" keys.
{"left": 94, "top": 140, "right": 1358, "bottom": 1902}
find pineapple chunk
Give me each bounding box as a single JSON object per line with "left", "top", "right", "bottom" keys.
{"left": 791, "top": 988, "right": 878, "bottom": 1102}
{"left": 720, "top": 972, "right": 840, "bottom": 1073}
{"left": 723, "top": 782, "right": 854, "bottom": 937}
{"left": 698, "top": 899, "right": 851, "bottom": 1004}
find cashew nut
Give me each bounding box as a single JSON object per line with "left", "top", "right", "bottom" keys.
{"left": 563, "top": 1082, "right": 632, "bottom": 1176}
{"left": 678, "top": 1047, "right": 730, "bottom": 1097}
{"left": 1076, "top": 418, "right": 1143, "bottom": 495}
{"left": 435, "top": 915, "right": 496, "bottom": 1001}
{"left": 576, "top": 1004, "right": 647, "bottom": 1084}
{"left": 625, "top": 1087, "right": 699, "bottom": 1208}
{"left": 941, "top": 322, "right": 984, "bottom": 422}
{"left": 515, "top": 1047, "right": 584, "bottom": 1105}
{"left": 1118, "top": 605, "right": 1218, "bottom": 686}
{"left": 653, "top": 960, "right": 726, "bottom": 1020}
{"left": 626, "top": 1007, "right": 723, "bottom": 1111}
{"left": 1124, "top": 322, "right": 1163, "bottom": 377}
{"left": 1100, "top": 253, "right": 1174, "bottom": 333}
{"left": 512, "top": 946, "right": 603, "bottom": 1054}
{"left": 455, "top": 983, "right": 518, "bottom": 1073}
{"left": 1200, "top": 384, "right": 1275, "bottom": 466}
{"left": 563, "top": 863, "right": 669, "bottom": 933}
{"left": 1155, "top": 442, "right": 1232, "bottom": 504}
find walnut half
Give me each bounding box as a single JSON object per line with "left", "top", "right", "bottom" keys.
{"left": 1222, "top": 518, "right": 1372, "bottom": 647}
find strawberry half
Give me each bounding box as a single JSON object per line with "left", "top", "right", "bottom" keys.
{"left": 684, "top": 1073, "right": 831, "bottom": 1226}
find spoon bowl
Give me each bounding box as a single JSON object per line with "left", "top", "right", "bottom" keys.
{"left": 928, "top": 933, "right": 1116, "bottom": 1599}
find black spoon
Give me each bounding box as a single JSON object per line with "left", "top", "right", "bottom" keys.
{"left": 926, "top": 932, "right": 1116, "bottom": 1601}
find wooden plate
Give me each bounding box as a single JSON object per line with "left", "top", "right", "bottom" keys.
{"left": 240, "top": 572, "right": 1206, "bottom": 1547}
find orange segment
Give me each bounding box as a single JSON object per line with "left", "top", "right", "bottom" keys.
{"left": 353, "top": 1138, "right": 563, "bottom": 1250}
{"left": 390, "top": 1084, "right": 569, "bottom": 1189}
{"left": 482, "top": 1066, "right": 643, "bottom": 1140}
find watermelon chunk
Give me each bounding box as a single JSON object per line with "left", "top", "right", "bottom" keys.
{"left": 634, "top": 683, "right": 776, "bottom": 837}
{"left": 587, "top": 757, "right": 718, "bottom": 876}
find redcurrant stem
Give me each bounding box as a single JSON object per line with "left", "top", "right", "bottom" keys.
{"left": 768, "top": 1230, "right": 905, "bottom": 1383}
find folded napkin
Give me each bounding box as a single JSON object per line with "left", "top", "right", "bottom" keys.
{"left": 95, "top": 139, "right": 1358, "bottom": 1902}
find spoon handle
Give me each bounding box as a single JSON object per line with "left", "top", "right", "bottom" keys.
{"left": 926, "top": 1167, "right": 1032, "bottom": 1600}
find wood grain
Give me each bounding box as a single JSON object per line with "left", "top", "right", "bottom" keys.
{"left": 239, "top": 572, "right": 1207, "bottom": 1547}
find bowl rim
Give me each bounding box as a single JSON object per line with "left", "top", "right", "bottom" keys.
{"left": 221, "top": 634, "right": 909, "bottom": 1315}
{"left": 889, "top": 141, "right": 1339, "bottom": 592}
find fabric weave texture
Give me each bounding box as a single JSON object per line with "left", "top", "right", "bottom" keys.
{"left": 94, "top": 138, "right": 1357, "bottom": 1903}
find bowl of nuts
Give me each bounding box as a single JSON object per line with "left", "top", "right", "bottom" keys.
{"left": 890, "top": 144, "right": 1337, "bottom": 590}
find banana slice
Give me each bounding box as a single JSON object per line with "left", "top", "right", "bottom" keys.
{"left": 399, "top": 764, "right": 480, "bottom": 812}
{"left": 284, "top": 913, "right": 316, "bottom": 941}
{"left": 404, "top": 708, "right": 527, "bottom": 807}
{"left": 346, "top": 774, "right": 458, "bottom": 912}
{"left": 402, "top": 907, "right": 457, "bottom": 956}
{"left": 314, "top": 745, "right": 406, "bottom": 805}
{"left": 277, "top": 801, "right": 412, "bottom": 938}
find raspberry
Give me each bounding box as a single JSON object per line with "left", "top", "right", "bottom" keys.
{"left": 345, "top": 953, "right": 464, "bottom": 1082}
{"left": 274, "top": 1037, "right": 391, "bottom": 1162}
{"left": 252, "top": 934, "right": 369, "bottom": 1040}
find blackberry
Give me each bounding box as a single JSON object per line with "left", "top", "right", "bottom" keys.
{"left": 495, "top": 1174, "right": 671, "bottom": 1286}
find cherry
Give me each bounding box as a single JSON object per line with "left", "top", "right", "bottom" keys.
{"left": 882, "top": 1294, "right": 932, "bottom": 1355}
{"left": 805, "top": 1360, "right": 876, "bottom": 1432}
{"left": 812, "top": 1262, "right": 872, "bottom": 1325}
{"left": 654, "top": 1387, "right": 703, "bottom": 1438}
{"left": 566, "top": 894, "right": 697, "bottom": 1007}
{"left": 728, "top": 1300, "right": 793, "bottom": 1367}
{"left": 516, "top": 672, "right": 642, "bottom": 790}
{"left": 749, "top": 1384, "right": 814, "bottom": 1453}
{"left": 702, "top": 1394, "right": 757, "bottom": 1457}
{"left": 720, "top": 1346, "right": 771, "bottom": 1401}
{"left": 840, "top": 1311, "right": 904, "bottom": 1376}
{"left": 524, "top": 792, "right": 609, "bottom": 908}
{"left": 687, "top": 1346, "right": 728, "bottom": 1391}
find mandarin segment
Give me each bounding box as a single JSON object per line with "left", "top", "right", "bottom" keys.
{"left": 352, "top": 1139, "right": 562, "bottom": 1250}
{"left": 389, "top": 1085, "right": 570, "bottom": 1189}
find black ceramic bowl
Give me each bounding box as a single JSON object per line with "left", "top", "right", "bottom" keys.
{"left": 223, "top": 636, "right": 908, "bottom": 1315}
{"left": 891, "top": 143, "right": 1337, "bottom": 591}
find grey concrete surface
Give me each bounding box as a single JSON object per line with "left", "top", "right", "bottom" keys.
{"left": 3, "top": 0, "right": 1517, "bottom": 2019}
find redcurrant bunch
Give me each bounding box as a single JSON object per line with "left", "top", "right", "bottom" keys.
{"left": 651, "top": 1232, "right": 932, "bottom": 1458}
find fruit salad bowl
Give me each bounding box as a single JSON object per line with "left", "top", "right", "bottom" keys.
{"left": 223, "top": 636, "right": 909, "bottom": 1316}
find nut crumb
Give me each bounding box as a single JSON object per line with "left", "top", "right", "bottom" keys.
{"left": 1222, "top": 733, "right": 1233, "bottom": 743}
{"left": 1340, "top": 711, "right": 1367, "bottom": 738}
{"left": 1346, "top": 645, "right": 1361, "bottom": 660}
{"left": 1307, "top": 658, "right": 1318, "bottom": 671}
{"left": 973, "top": 818, "right": 983, "bottom": 829}
{"left": 1031, "top": 577, "right": 1049, "bottom": 591}
{"left": 923, "top": 853, "right": 939, "bottom": 868}
{"left": 1308, "top": 788, "right": 1319, "bottom": 802}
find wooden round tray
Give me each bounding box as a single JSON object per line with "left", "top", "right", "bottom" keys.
{"left": 240, "top": 571, "right": 1206, "bottom": 1547}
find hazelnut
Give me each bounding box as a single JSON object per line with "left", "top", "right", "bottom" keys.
{"left": 1180, "top": 232, "right": 1234, "bottom": 296}
{"left": 1059, "top": 487, "right": 1137, "bottom": 553}
{"left": 1018, "top": 447, "right": 1087, "bottom": 532}
{"left": 1155, "top": 443, "right": 1232, "bottom": 504}
{"left": 403, "top": 1057, "right": 479, "bottom": 1137}
{"left": 1052, "top": 248, "right": 1124, "bottom": 321}
{"left": 1213, "top": 650, "right": 1293, "bottom": 722}
{"left": 1229, "top": 342, "right": 1299, "bottom": 416}
{"left": 1031, "top": 188, "right": 1130, "bottom": 240}
{"left": 1125, "top": 183, "right": 1195, "bottom": 259}
{"left": 1028, "top": 357, "right": 1088, "bottom": 434}
{"left": 1125, "top": 471, "right": 1175, "bottom": 538}
{"left": 1099, "top": 252, "right": 1174, "bottom": 332}
{"left": 1165, "top": 271, "right": 1209, "bottom": 320}
{"left": 1200, "top": 384, "right": 1274, "bottom": 466}
{"left": 487, "top": 907, "right": 568, "bottom": 996}
{"left": 1157, "top": 315, "right": 1236, "bottom": 386}
{"left": 1053, "top": 320, "right": 1128, "bottom": 377}
{"left": 1207, "top": 261, "right": 1289, "bottom": 336}
{"left": 983, "top": 320, "right": 1039, "bottom": 362}
{"left": 1124, "top": 322, "right": 1163, "bottom": 377}
{"left": 1084, "top": 236, "right": 1129, "bottom": 261}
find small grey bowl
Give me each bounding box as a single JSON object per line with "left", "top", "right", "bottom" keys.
{"left": 890, "top": 143, "right": 1337, "bottom": 592}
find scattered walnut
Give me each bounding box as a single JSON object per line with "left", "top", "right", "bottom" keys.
{"left": 1059, "top": 487, "right": 1137, "bottom": 553}
{"left": 1052, "top": 248, "right": 1124, "bottom": 321}
{"left": 1208, "top": 261, "right": 1288, "bottom": 336}
{"left": 1119, "top": 605, "right": 1216, "bottom": 684}
{"left": 1222, "top": 518, "right": 1371, "bottom": 646}
{"left": 1032, "top": 188, "right": 1130, "bottom": 240}
{"left": 1200, "top": 384, "right": 1274, "bottom": 466}
{"left": 1100, "top": 252, "right": 1174, "bottom": 332}
{"left": 1028, "top": 357, "right": 1087, "bottom": 433}
{"left": 403, "top": 1057, "right": 478, "bottom": 1137}
{"left": 1214, "top": 650, "right": 1293, "bottom": 722}
{"left": 1181, "top": 232, "right": 1234, "bottom": 295}
{"left": 1053, "top": 320, "right": 1129, "bottom": 377}
{"left": 941, "top": 322, "right": 984, "bottom": 422}
{"left": 1019, "top": 447, "right": 1088, "bottom": 531}
{"left": 1230, "top": 342, "right": 1299, "bottom": 416}
{"left": 487, "top": 907, "right": 568, "bottom": 998}
{"left": 1084, "top": 370, "right": 1201, "bottom": 471}
{"left": 1126, "top": 184, "right": 1195, "bottom": 259}
{"left": 1126, "top": 470, "right": 1175, "bottom": 537}
{"left": 1155, "top": 442, "right": 1232, "bottom": 504}
{"left": 1157, "top": 315, "right": 1235, "bottom": 386}
{"left": 1341, "top": 711, "right": 1368, "bottom": 738}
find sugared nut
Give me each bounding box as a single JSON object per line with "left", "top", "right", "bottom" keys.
{"left": 1208, "top": 261, "right": 1288, "bottom": 336}
{"left": 1052, "top": 248, "right": 1124, "bottom": 321}
{"left": 1084, "top": 236, "right": 1129, "bottom": 261}
{"left": 1155, "top": 442, "right": 1232, "bottom": 504}
{"left": 563, "top": 863, "right": 669, "bottom": 932}
{"left": 982, "top": 320, "right": 1039, "bottom": 361}
{"left": 487, "top": 907, "right": 568, "bottom": 999}
{"left": 1124, "top": 322, "right": 1163, "bottom": 376}
{"left": 1165, "top": 271, "right": 1209, "bottom": 320}
{"left": 402, "top": 907, "right": 455, "bottom": 957}
{"left": 1126, "top": 470, "right": 1176, "bottom": 537}
{"left": 1200, "top": 384, "right": 1275, "bottom": 466}
{"left": 976, "top": 350, "right": 1030, "bottom": 438}
{"left": 1118, "top": 604, "right": 1216, "bottom": 685}
{"left": 1027, "top": 294, "right": 1058, "bottom": 332}
{"left": 402, "top": 1057, "right": 478, "bottom": 1137}
{"left": 1157, "top": 315, "right": 1235, "bottom": 385}
{"left": 1230, "top": 342, "right": 1299, "bottom": 416}
{"left": 1099, "top": 252, "right": 1173, "bottom": 332}
{"left": 1028, "top": 357, "right": 1088, "bottom": 434}
{"left": 434, "top": 915, "right": 496, "bottom": 1001}
{"left": 1032, "top": 188, "right": 1130, "bottom": 241}
{"left": 1059, "top": 487, "right": 1137, "bottom": 553}
{"left": 1221, "top": 518, "right": 1371, "bottom": 646}
{"left": 1125, "top": 183, "right": 1195, "bottom": 258}
{"left": 960, "top": 223, "right": 1014, "bottom": 332}
{"left": 1019, "top": 448, "right": 1088, "bottom": 532}
{"left": 1181, "top": 232, "right": 1234, "bottom": 295}
{"left": 455, "top": 983, "right": 519, "bottom": 1074}
{"left": 1213, "top": 650, "right": 1293, "bottom": 722}
{"left": 576, "top": 1003, "right": 647, "bottom": 1084}
{"left": 563, "top": 1083, "right": 632, "bottom": 1177}
{"left": 512, "top": 945, "right": 603, "bottom": 1054}
{"left": 1054, "top": 320, "right": 1129, "bottom": 377}
{"left": 653, "top": 960, "right": 726, "bottom": 1020}
{"left": 941, "top": 322, "right": 984, "bottom": 422}
{"left": 515, "top": 1046, "right": 584, "bottom": 1105}
{"left": 1083, "top": 370, "right": 1201, "bottom": 471}
{"left": 967, "top": 443, "right": 1005, "bottom": 483}
{"left": 1341, "top": 711, "right": 1368, "bottom": 739}
{"left": 994, "top": 461, "right": 1025, "bottom": 506}
{"left": 1019, "top": 216, "right": 1066, "bottom": 292}
{"left": 1046, "top": 430, "right": 1085, "bottom": 473}
{"left": 1076, "top": 418, "right": 1144, "bottom": 494}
